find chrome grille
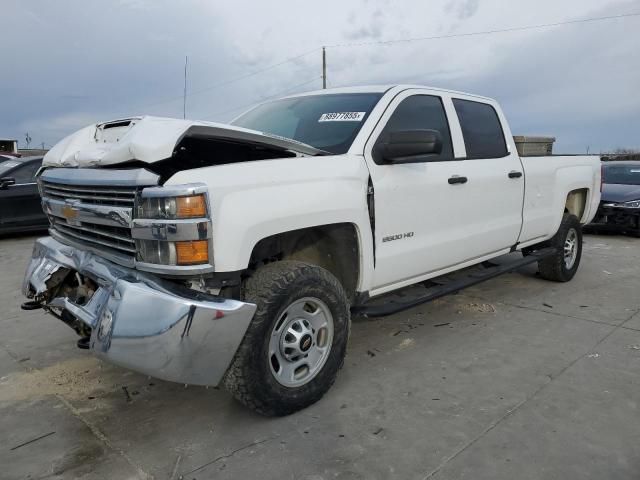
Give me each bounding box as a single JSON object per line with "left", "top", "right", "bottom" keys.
{"left": 51, "top": 217, "right": 137, "bottom": 253}
{"left": 39, "top": 168, "right": 159, "bottom": 267}
{"left": 41, "top": 181, "right": 137, "bottom": 206}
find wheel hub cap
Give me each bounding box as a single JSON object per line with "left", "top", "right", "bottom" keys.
{"left": 269, "top": 297, "right": 334, "bottom": 388}
{"left": 280, "top": 318, "right": 314, "bottom": 361}
{"left": 564, "top": 228, "right": 578, "bottom": 269}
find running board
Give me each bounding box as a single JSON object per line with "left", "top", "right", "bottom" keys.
{"left": 352, "top": 247, "right": 557, "bottom": 317}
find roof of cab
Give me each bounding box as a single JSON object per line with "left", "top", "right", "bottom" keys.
{"left": 282, "top": 84, "right": 494, "bottom": 102}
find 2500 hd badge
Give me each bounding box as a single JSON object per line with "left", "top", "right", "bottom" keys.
{"left": 382, "top": 231, "right": 415, "bottom": 242}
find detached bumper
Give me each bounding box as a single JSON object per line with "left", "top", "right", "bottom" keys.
{"left": 23, "top": 236, "right": 256, "bottom": 386}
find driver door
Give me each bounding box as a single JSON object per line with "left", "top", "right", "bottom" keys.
{"left": 364, "top": 90, "right": 471, "bottom": 292}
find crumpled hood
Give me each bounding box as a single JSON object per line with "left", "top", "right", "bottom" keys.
{"left": 601, "top": 183, "right": 640, "bottom": 203}
{"left": 43, "top": 116, "right": 322, "bottom": 167}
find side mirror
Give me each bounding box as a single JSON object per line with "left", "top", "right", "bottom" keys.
{"left": 0, "top": 177, "right": 15, "bottom": 189}
{"left": 375, "top": 129, "right": 443, "bottom": 164}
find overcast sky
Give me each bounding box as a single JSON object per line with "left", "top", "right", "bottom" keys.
{"left": 1, "top": 0, "right": 639, "bottom": 153}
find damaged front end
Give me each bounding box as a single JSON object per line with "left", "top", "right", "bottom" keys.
{"left": 23, "top": 236, "right": 256, "bottom": 386}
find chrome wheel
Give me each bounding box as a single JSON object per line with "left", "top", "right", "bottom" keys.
{"left": 268, "top": 297, "right": 334, "bottom": 388}
{"left": 564, "top": 228, "right": 578, "bottom": 269}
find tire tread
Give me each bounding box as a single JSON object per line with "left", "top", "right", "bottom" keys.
{"left": 538, "top": 214, "right": 582, "bottom": 282}
{"left": 224, "top": 261, "right": 349, "bottom": 416}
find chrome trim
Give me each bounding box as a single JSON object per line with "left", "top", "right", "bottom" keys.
{"left": 49, "top": 229, "right": 135, "bottom": 268}
{"left": 131, "top": 218, "right": 211, "bottom": 241}
{"left": 53, "top": 219, "right": 134, "bottom": 244}
{"left": 42, "top": 183, "right": 136, "bottom": 205}
{"left": 140, "top": 183, "right": 209, "bottom": 198}
{"left": 41, "top": 167, "right": 159, "bottom": 186}
{"left": 42, "top": 183, "right": 138, "bottom": 196}
{"left": 602, "top": 202, "right": 640, "bottom": 209}
{"left": 54, "top": 223, "right": 136, "bottom": 253}
{"left": 23, "top": 236, "right": 256, "bottom": 386}
{"left": 43, "top": 197, "right": 133, "bottom": 228}
{"left": 134, "top": 261, "right": 215, "bottom": 276}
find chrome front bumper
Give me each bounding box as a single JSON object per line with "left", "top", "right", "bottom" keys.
{"left": 23, "top": 236, "right": 256, "bottom": 386}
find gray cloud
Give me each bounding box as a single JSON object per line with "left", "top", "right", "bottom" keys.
{"left": 343, "top": 9, "right": 385, "bottom": 41}
{"left": 445, "top": 0, "right": 480, "bottom": 20}
{"left": 0, "top": 0, "right": 638, "bottom": 153}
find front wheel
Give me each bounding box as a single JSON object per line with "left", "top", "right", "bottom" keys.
{"left": 538, "top": 213, "right": 583, "bottom": 282}
{"left": 223, "top": 261, "right": 350, "bottom": 416}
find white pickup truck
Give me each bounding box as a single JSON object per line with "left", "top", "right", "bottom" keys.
{"left": 23, "top": 85, "right": 601, "bottom": 415}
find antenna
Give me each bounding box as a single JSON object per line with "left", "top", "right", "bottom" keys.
{"left": 322, "top": 47, "right": 327, "bottom": 89}
{"left": 183, "top": 56, "right": 188, "bottom": 119}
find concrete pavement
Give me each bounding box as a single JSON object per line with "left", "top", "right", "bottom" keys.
{"left": 1, "top": 232, "right": 638, "bottom": 479}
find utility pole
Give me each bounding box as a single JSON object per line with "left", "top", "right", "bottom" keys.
{"left": 322, "top": 47, "right": 327, "bottom": 89}
{"left": 183, "top": 55, "right": 188, "bottom": 119}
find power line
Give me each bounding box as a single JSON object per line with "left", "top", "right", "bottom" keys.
{"left": 206, "top": 77, "right": 321, "bottom": 120}
{"left": 40, "top": 10, "right": 639, "bottom": 125}
{"left": 135, "top": 48, "right": 319, "bottom": 111}
{"left": 325, "top": 12, "right": 640, "bottom": 48}
{"left": 136, "top": 11, "right": 638, "bottom": 113}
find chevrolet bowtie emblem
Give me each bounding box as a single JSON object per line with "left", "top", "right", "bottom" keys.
{"left": 61, "top": 204, "right": 79, "bottom": 221}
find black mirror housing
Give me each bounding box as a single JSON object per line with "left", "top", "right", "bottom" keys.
{"left": 0, "top": 177, "right": 15, "bottom": 189}
{"left": 375, "top": 129, "right": 443, "bottom": 164}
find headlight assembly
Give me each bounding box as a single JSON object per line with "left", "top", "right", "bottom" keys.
{"left": 137, "top": 194, "right": 207, "bottom": 219}
{"left": 132, "top": 184, "right": 213, "bottom": 270}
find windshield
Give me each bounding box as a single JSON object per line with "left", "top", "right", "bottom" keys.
{"left": 603, "top": 164, "right": 640, "bottom": 185}
{"left": 232, "top": 93, "right": 383, "bottom": 154}
{"left": 0, "top": 159, "right": 21, "bottom": 177}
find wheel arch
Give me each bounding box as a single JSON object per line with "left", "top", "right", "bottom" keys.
{"left": 247, "top": 223, "right": 362, "bottom": 302}
{"left": 564, "top": 188, "right": 590, "bottom": 223}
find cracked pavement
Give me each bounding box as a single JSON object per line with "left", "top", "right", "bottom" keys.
{"left": 1, "top": 232, "right": 639, "bottom": 479}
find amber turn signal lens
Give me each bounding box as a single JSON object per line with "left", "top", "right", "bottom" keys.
{"left": 176, "top": 240, "right": 209, "bottom": 265}
{"left": 176, "top": 195, "right": 207, "bottom": 218}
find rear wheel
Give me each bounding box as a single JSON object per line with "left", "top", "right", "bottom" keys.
{"left": 538, "top": 213, "right": 582, "bottom": 282}
{"left": 224, "top": 261, "right": 350, "bottom": 416}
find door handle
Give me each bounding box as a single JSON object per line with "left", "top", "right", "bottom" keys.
{"left": 508, "top": 171, "right": 523, "bottom": 179}
{"left": 448, "top": 175, "right": 468, "bottom": 185}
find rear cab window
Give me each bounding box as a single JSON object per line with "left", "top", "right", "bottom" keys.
{"left": 453, "top": 99, "right": 508, "bottom": 159}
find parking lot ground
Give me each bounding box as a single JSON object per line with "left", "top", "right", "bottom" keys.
{"left": 1, "top": 233, "right": 639, "bottom": 480}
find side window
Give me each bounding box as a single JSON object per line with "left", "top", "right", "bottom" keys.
{"left": 376, "top": 95, "right": 453, "bottom": 163}
{"left": 12, "top": 161, "right": 41, "bottom": 184}
{"left": 453, "top": 99, "right": 508, "bottom": 159}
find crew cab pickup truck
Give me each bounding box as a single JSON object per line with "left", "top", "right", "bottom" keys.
{"left": 23, "top": 85, "right": 601, "bottom": 415}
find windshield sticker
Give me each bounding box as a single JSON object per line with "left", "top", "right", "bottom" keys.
{"left": 318, "top": 112, "right": 366, "bottom": 122}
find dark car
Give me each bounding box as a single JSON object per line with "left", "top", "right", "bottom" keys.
{"left": 0, "top": 156, "right": 48, "bottom": 234}
{"left": 586, "top": 161, "right": 640, "bottom": 237}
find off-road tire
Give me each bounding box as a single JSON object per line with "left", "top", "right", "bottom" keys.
{"left": 538, "top": 213, "right": 582, "bottom": 282}
{"left": 223, "top": 261, "right": 350, "bottom": 416}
